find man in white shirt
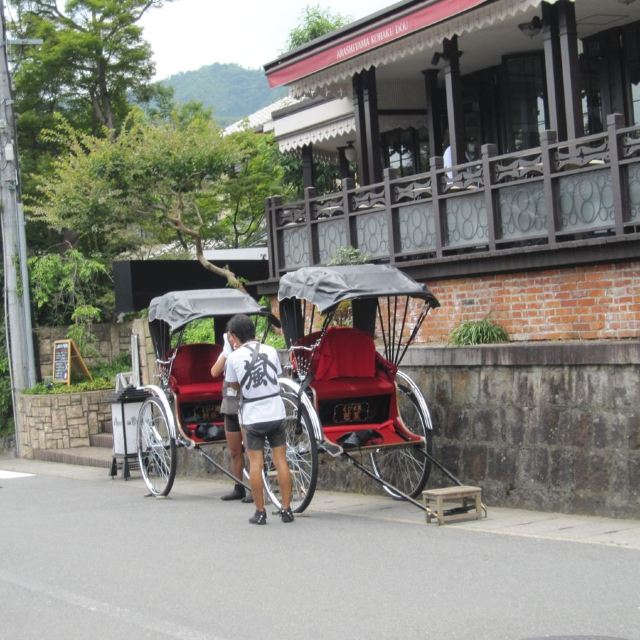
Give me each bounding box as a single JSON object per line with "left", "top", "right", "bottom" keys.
{"left": 210, "top": 333, "right": 251, "bottom": 502}
{"left": 224, "top": 314, "right": 294, "bottom": 525}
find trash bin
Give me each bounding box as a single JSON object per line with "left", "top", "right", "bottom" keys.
{"left": 109, "top": 385, "right": 149, "bottom": 480}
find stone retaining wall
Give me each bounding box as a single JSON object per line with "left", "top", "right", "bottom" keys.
{"left": 402, "top": 341, "right": 640, "bottom": 518}
{"left": 36, "top": 322, "right": 133, "bottom": 380}
{"left": 17, "top": 391, "right": 112, "bottom": 459}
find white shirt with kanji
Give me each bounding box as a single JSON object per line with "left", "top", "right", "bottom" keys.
{"left": 225, "top": 341, "right": 285, "bottom": 426}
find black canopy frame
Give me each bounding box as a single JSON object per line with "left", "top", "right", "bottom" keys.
{"left": 277, "top": 265, "right": 440, "bottom": 367}
{"left": 147, "top": 288, "right": 279, "bottom": 385}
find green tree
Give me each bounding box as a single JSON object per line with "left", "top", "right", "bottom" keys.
{"left": 215, "top": 129, "right": 291, "bottom": 247}
{"left": 29, "top": 108, "right": 288, "bottom": 288}
{"left": 285, "top": 4, "right": 350, "bottom": 51}
{"left": 9, "top": 0, "right": 174, "bottom": 204}
{"left": 28, "top": 249, "right": 111, "bottom": 325}
{"left": 11, "top": 0, "right": 171, "bottom": 131}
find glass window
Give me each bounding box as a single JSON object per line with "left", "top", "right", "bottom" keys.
{"left": 381, "top": 127, "right": 429, "bottom": 178}
{"left": 503, "top": 54, "right": 548, "bottom": 151}
{"left": 581, "top": 38, "right": 604, "bottom": 135}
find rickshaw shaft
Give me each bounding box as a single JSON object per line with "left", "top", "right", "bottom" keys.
{"left": 342, "top": 451, "right": 427, "bottom": 512}
{"left": 197, "top": 448, "right": 252, "bottom": 493}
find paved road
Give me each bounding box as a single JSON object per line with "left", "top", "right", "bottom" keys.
{"left": 1, "top": 457, "right": 639, "bottom": 640}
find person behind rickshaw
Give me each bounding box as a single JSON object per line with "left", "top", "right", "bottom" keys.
{"left": 211, "top": 333, "right": 252, "bottom": 503}
{"left": 224, "top": 314, "right": 294, "bottom": 525}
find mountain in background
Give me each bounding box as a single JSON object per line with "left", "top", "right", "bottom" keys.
{"left": 161, "top": 62, "right": 287, "bottom": 127}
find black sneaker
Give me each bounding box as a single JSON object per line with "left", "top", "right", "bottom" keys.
{"left": 220, "top": 484, "right": 245, "bottom": 501}
{"left": 249, "top": 509, "right": 267, "bottom": 525}
{"left": 280, "top": 507, "right": 295, "bottom": 523}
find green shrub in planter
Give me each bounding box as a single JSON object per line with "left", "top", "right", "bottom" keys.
{"left": 23, "top": 353, "right": 132, "bottom": 395}
{"left": 448, "top": 318, "right": 509, "bottom": 346}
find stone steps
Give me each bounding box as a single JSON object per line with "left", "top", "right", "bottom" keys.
{"left": 32, "top": 445, "right": 113, "bottom": 468}
{"left": 33, "top": 421, "right": 118, "bottom": 469}
{"left": 90, "top": 432, "right": 113, "bottom": 448}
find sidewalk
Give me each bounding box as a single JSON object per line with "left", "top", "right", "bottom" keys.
{"left": 3, "top": 455, "right": 640, "bottom": 551}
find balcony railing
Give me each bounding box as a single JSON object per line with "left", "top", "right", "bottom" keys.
{"left": 265, "top": 114, "right": 640, "bottom": 279}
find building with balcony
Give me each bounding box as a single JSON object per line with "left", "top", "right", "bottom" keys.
{"left": 260, "top": 0, "right": 640, "bottom": 344}
{"left": 256, "top": 0, "right": 640, "bottom": 517}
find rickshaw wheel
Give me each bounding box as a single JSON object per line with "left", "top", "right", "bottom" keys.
{"left": 262, "top": 389, "right": 318, "bottom": 513}
{"left": 370, "top": 380, "right": 432, "bottom": 499}
{"left": 137, "top": 396, "right": 177, "bottom": 497}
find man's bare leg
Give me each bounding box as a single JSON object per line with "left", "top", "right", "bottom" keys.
{"left": 272, "top": 445, "right": 292, "bottom": 510}
{"left": 247, "top": 448, "right": 265, "bottom": 512}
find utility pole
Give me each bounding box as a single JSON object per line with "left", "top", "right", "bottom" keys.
{"left": 0, "top": 0, "right": 37, "bottom": 457}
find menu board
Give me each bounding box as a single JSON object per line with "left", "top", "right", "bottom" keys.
{"left": 52, "top": 339, "right": 91, "bottom": 384}
{"left": 53, "top": 340, "right": 71, "bottom": 384}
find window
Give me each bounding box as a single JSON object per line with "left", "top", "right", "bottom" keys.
{"left": 381, "top": 127, "right": 429, "bottom": 178}
{"left": 502, "top": 54, "right": 548, "bottom": 152}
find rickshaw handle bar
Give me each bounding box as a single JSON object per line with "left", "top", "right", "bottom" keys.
{"left": 342, "top": 451, "right": 428, "bottom": 512}
{"left": 196, "top": 448, "right": 251, "bottom": 493}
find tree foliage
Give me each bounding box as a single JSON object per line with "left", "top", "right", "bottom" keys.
{"left": 285, "top": 4, "right": 350, "bottom": 51}
{"left": 216, "top": 128, "right": 291, "bottom": 247}
{"left": 28, "top": 108, "right": 289, "bottom": 287}
{"left": 10, "top": 0, "right": 171, "bottom": 131}
{"left": 28, "top": 249, "right": 111, "bottom": 325}
{"left": 9, "top": 0, "right": 173, "bottom": 203}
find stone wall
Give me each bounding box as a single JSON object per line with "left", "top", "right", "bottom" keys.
{"left": 402, "top": 341, "right": 640, "bottom": 518}
{"left": 35, "top": 322, "right": 133, "bottom": 380}
{"left": 17, "top": 391, "right": 112, "bottom": 459}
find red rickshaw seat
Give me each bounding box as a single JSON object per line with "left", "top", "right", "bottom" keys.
{"left": 307, "top": 327, "right": 395, "bottom": 400}
{"left": 169, "top": 343, "right": 223, "bottom": 401}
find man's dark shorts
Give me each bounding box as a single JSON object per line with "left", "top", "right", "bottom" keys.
{"left": 224, "top": 413, "right": 241, "bottom": 433}
{"left": 244, "top": 419, "right": 286, "bottom": 451}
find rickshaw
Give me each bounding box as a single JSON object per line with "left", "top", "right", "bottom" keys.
{"left": 268, "top": 263, "right": 442, "bottom": 513}
{"left": 135, "top": 288, "right": 278, "bottom": 497}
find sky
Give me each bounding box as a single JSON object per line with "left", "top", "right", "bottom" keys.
{"left": 140, "top": 0, "right": 393, "bottom": 80}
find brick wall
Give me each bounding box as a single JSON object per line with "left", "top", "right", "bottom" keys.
{"left": 419, "top": 261, "right": 640, "bottom": 343}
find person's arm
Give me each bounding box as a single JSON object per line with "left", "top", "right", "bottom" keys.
{"left": 211, "top": 332, "right": 233, "bottom": 378}
{"left": 210, "top": 353, "right": 226, "bottom": 378}
{"left": 224, "top": 347, "right": 241, "bottom": 390}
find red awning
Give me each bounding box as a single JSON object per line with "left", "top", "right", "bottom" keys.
{"left": 266, "top": 0, "right": 486, "bottom": 88}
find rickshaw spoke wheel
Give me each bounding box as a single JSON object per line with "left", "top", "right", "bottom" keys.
{"left": 370, "top": 381, "right": 432, "bottom": 499}
{"left": 137, "top": 396, "right": 177, "bottom": 497}
{"left": 262, "top": 390, "right": 318, "bottom": 513}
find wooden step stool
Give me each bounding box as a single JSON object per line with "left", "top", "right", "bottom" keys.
{"left": 423, "top": 485, "right": 483, "bottom": 525}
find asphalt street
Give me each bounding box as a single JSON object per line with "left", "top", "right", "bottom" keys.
{"left": 1, "top": 457, "right": 639, "bottom": 640}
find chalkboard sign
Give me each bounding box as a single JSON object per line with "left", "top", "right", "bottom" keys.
{"left": 53, "top": 340, "right": 70, "bottom": 383}
{"left": 52, "top": 339, "right": 92, "bottom": 384}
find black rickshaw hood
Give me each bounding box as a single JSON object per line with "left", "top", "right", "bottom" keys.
{"left": 149, "top": 288, "right": 267, "bottom": 333}
{"left": 277, "top": 264, "right": 439, "bottom": 313}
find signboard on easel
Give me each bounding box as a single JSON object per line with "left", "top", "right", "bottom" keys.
{"left": 52, "top": 339, "right": 92, "bottom": 384}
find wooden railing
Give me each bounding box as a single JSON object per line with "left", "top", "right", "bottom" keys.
{"left": 265, "top": 114, "right": 640, "bottom": 279}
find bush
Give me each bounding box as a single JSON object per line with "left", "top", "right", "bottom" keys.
{"left": 448, "top": 318, "right": 509, "bottom": 346}
{"left": 24, "top": 352, "right": 132, "bottom": 395}
{"left": 328, "top": 246, "right": 371, "bottom": 265}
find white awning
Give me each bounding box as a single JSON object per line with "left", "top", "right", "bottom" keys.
{"left": 288, "top": 0, "right": 566, "bottom": 97}
{"left": 274, "top": 97, "right": 356, "bottom": 152}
